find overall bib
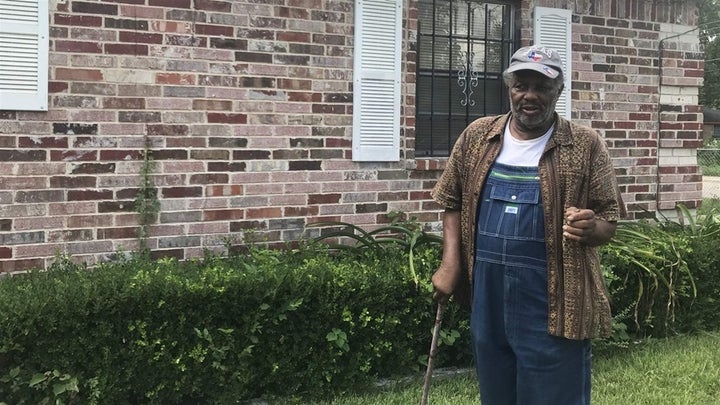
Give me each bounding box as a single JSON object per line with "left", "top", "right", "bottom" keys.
{"left": 470, "top": 162, "right": 591, "bottom": 405}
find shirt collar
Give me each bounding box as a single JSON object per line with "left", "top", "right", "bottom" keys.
{"left": 487, "top": 112, "right": 573, "bottom": 146}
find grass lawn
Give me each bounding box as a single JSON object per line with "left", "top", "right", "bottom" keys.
{"left": 300, "top": 331, "right": 720, "bottom": 405}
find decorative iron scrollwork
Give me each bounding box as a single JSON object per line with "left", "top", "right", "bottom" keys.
{"left": 457, "top": 50, "right": 479, "bottom": 107}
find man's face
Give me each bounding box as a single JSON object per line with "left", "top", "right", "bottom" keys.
{"left": 508, "top": 70, "right": 562, "bottom": 130}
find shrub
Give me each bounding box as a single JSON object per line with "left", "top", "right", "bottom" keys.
{"left": 0, "top": 246, "right": 471, "bottom": 403}
{"left": 601, "top": 205, "right": 720, "bottom": 338}
{"left": 674, "top": 205, "right": 720, "bottom": 332}
{"left": 2, "top": 208, "right": 719, "bottom": 402}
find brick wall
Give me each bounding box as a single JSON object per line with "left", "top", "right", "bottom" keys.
{"left": 529, "top": 0, "right": 704, "bottom": 215}
{"left": 0, "top": 0, "right": 704, "bottom": 271}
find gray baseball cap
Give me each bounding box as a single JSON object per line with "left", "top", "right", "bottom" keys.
{"left": 505, "top": 46, "right": 563, "bottom": 79}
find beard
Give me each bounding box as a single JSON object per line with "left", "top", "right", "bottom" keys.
{"left": 510, "top": 100, "right": 557, "bottom": 131}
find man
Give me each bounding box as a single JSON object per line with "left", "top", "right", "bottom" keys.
{"left": 430, "top": 46, "right": 626, "bottom": 404}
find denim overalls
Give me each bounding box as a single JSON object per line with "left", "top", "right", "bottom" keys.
{"left": 470, "top": 162, "right": 591, "bottom": 405}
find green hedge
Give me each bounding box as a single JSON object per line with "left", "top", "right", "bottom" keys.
{"left": 0, "top": 247, "right": 471, "bottom": 404}
{"left": 2, "top": 208, "right": 720, "bottom": 403}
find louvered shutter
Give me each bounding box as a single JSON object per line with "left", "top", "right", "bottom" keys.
{"left": 534, "top": 7, "right": 571, "bottom": 120}
{"left": 0, "top": 0, "right": 48, "bottom": 111}
{"left": 352, "top": 0, "right": 402, "bottom": 162}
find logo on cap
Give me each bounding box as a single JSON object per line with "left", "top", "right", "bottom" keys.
{"left": 528, "top": 51, "right": 544, "bottom": 62}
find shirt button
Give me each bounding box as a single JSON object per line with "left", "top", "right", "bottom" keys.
{"left": 511, "top": 195, "right": 517, "bottom": 200}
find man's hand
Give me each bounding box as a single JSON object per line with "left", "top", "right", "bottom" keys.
{"left": 431, "top": 262, "right": 461, "bottom": 303}
{"left": 563, "top": 206, "right": 616, "bottom": 246}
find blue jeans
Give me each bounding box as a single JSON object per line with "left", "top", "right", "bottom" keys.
{"left": 471, "top": 163, "right": 591, "bottom": 405}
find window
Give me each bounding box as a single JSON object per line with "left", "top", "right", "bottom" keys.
{"left": 0, "top": 0, "right": 49, "bottom": 111}
{"left": 415, "top": 0, "right": 515, "bottom": 157}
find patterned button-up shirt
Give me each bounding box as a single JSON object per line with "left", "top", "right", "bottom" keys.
{"left": 431, "top": 112, "right": 626, "bottom": 340}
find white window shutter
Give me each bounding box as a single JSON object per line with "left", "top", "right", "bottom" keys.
{"left": 0, "top": 0, "right": 49, "bottom": 111}
{"left": 352, "top": 0, "right": 402, "bottom": 162}
{"left": 534, "top": 7, "right": 571, "bottom": 120}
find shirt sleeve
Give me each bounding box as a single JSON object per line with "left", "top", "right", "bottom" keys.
{"left": 430, "top": 132, "right": 467, "bottom": 211}
{"left": 588, "top": 133, "right": 627, "bottom": 222}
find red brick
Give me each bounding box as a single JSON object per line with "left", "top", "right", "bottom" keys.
{"left": 204, "top": 209, "right": 245, "bottom": 221}
{"left": 54, "top": 14, "right": 103, "bottom": 26}
{"left": 49, "top": 81, "right": 69, "bottom": 93}
{"left": 284, "top": 206, "right": 319, "bottom": 216}
{"left": 71, "top": 163, "right": 115, "bottom": 174}
{"left": 15, "top": 190, "right": 64, "bottom": 203}
{"left": 246, "top": 207, "right": 283, "bottom": 219}
{"left": 230, "top": 220, "right": 267, "bottom": 232}
{"left": 55, "top": 68, "right": 104, "bottom": 81}
{"left": 48, "top": 229, "right": 95, "bottom": 242}
{"left": 98, "top": 227, "right": 138, "bottom": 239}
{"left": 277, "top": 32, "right": 311, "bottom": 42}
{"left": 153, "top": 149, "right": 188, "bottom": 160}
{"left": 306, "top": 216, "right": 341, "bottom": 225}
{"left": 206, "top": 185, "right": 243, "bottom": 197}
{"left": 614, "top": 121, "right": 637, "bottom": 129}
{"left": 67, "top": 189, "right": 113, "bottom": 201}
{"left": 208, "top": 113, "right": 247, "bottom": 124}
{"left": 104, "top": 43, "right": 149, "bottom": 55}
{"left": 149, "top": 0, "right": 191, "bottom": 7}
{"left": 190, "top": 173, "right": 228, "bottom": 184}
{"left": 162, "top": 187, "right": 203, "bottom": 198}
{"left": 0, "top": 259, "right": 43, "bottom": 272}
{"left": 72, "top": 1, "right": 118, "bottom": 15}
{"left": 106, "top": 17, "right": 148, "bottom": 29}
{"left": 629, "top": 113, "right": 651, "bottom": 121}
{"left": 50, "top": 176, "right": 97, "bottom": 188}
{"left": 100, "top": 150, "right": 142, "bottom": 160}
{"left": 156, "top": 73, "right": 196, "bottom": 85}
{"left": 119, "top": 31, "right": 163, "bottom": 44}
{"left": 308, "top": 193, "right": 341, "bottom": 204}
{"left": 0, "top": 150, "right": 46, "bottom": 161}
{"left": 192, "top": 99, "right": 232, "bottom": 111}
{"left": 194, "top": 0, "right": 232, "bottom": 12}
{"left": 190, "top": 150, "right": 229, "bottom": 160}
{"left": 19, "top": 137, "right": 68, "bottom": 148}
{"left": 55, "top": 40, "right": 102, "bottom": 53}
{"left": 51, "top": 150, "right": 98, "bottom": 161}
{"left": 195, "top": 24, "right": 234, "bottom": 36}
{"left": 147, "top": 124, "right": 189, "bottom": 136}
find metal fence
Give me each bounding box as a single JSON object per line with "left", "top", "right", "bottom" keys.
{"left": 699, "top": 148, "right": 720, "bottom": 200}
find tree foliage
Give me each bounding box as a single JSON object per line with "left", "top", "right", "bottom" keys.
{"left": 700, "top": 0, "right": 720, "bottom": 108}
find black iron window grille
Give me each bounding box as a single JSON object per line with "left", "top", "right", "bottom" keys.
{"left": 416, "top": 0, "right": 516, "bottom": 157}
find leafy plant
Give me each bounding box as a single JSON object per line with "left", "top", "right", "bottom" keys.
{"left": 600, "top": 204, "right": 720, "bottom": 336}
{"left": 0, "top": 368, "right": 86, "bottom": 405}
{"left": 306, "top": 212, "right": 443, "bottom": 286}
{"left": 134, "top": 138, "right": 160, "bottom": 252}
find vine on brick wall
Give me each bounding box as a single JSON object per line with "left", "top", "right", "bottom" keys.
{"left": 135, "top": 137, "right": 160, "bottom": 253}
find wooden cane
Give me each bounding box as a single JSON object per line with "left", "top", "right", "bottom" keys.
{"left": 420, "top": 301, "right": 446, "bottom": 405}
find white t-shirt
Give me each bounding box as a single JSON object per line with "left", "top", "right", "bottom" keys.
{"left": 495, "top": 121, "right": 554, "bottom": 167}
